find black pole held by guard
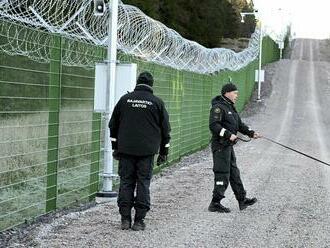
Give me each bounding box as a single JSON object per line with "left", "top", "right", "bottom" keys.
{"left": 262, "top": 136, "right": 330, "bottom": 167}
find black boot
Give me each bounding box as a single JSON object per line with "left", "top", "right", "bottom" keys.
{"left": 239, "top": 197, "right": 257, "bottom": 210}
{"left": 208, "top": 201, "right": 231, "bottom": 213}
{"left": 121, "top": 218, "right": 131, "bottom": 230}
{"left": 132, "top": 219, "right": 146, "bottom": 231}
{"left": 119, "top": 207, "right": 132, "bottom": 230}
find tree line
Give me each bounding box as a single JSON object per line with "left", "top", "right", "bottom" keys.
{"left": 123, "top": 0, "right": 256, "bottom": 48}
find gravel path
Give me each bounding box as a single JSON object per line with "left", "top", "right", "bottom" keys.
{"left": 2, "top": 39, "right": 330, "bottom": 248}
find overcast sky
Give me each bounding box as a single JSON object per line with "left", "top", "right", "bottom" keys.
{"left": 253, "top": 0, "right": 330, "bottom": 39}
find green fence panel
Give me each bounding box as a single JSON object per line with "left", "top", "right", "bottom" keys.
{"left": 262, "top": 36, "right": 280, "bottom": 65}
{"left": 180, "top": 72, "right": 204, "bottom": 155}
{"left": 201, "top": 75, "right": 213, "bottom": 147}
{"left": 0, "top": 28, "right": 50, "bottom": 230}
{"left": 46, "top": 35, "right": 62, "bottom": 212}
{"left": 89, "top": 112, "right": 102, "bottom": 201}
{"left": 56, "top": 43, "right": 102, "bottom": 209}
{"left": 167, "top": 69, "right": 182, "bottom": 162}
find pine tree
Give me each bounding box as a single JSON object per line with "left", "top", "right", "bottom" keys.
{"left": 122, "top": 0, "right": 256, "bottom": 48}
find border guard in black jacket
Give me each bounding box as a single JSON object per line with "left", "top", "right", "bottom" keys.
{"left": 109, "top": 71, "right": 171, "bottom": 231}
{"left": 208, "top": 83, "right": 261, "bottom": 213}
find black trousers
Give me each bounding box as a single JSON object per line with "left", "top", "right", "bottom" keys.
{"left": 117, "top": 154, "right": 154, "bottom": 221}
{"left": 212, "top": 146, "right": 246, "bottom": 202}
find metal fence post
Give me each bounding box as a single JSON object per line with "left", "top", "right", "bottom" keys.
{"left": 97, "top": 0, "right": 118, "bottom": 198}
{"left": 46, "top": 35, "right": 62, "bottom": 212}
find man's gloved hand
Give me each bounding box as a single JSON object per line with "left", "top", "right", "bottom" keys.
{"left": 112, "top": 150, "right": 120, "bottom": 160}
{"left": 156, "top": 154, "right": 167, "bottom": 166}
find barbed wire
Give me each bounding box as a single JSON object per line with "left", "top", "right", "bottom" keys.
{"left": 0, "top": 19, "right": 106, "bottom": 67}
{"left": 0, "top": 0, "right": 270, "bottom": 73}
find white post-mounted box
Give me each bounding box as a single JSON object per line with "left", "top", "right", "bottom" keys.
{"left": 94, "top": 63, "right": 137, "bottom": 112}
{"left": 278, "top": 41, "right": 284, "bottom": 49}
{"left": 255, "top": 69, "right": 265, "bottom": 82}
{"left": 94, "top": 63, "right": 107, "bottom": 112}
{"left": 115, "top": 63, "right": 137, "bottom": 103}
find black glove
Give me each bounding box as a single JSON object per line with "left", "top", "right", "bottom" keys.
{"left": 247, "top": 130, "right": 255, "bottom": 138}
{"left": 159, "top": 146, "right": 169, "bottom": 156}
{"left": 156, "top": 154, "right": 167, "bottom": 166}
{"left": 112, "top": 150, "right": 120, "bottom": 160}
{"left": 110, "top": 136, "right": 118, "bottom": 150}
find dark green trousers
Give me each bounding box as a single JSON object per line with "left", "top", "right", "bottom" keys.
{"left": 212, "top": 146, "right": 246, "bottom": 202}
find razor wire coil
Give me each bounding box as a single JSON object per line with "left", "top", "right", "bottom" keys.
{"left": 0, "top": 0, "right": 285, "bottom": 73}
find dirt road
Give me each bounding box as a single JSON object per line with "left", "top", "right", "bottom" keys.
{"left": 5, "top": 39, "right": 330, "bottom": 248}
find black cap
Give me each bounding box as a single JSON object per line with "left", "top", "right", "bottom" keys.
{"left": 221, "top": 83, "right": 238, "bottom": 95}
{"left": 137, "top": 71, "right": 154, "bottom": 87}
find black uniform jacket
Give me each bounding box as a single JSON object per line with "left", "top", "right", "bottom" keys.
{"left": 209, "top": 95, "right": 254, "bottom": 151}
{"left": 109, "top": 84, "right": 171, "bottom": 156}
